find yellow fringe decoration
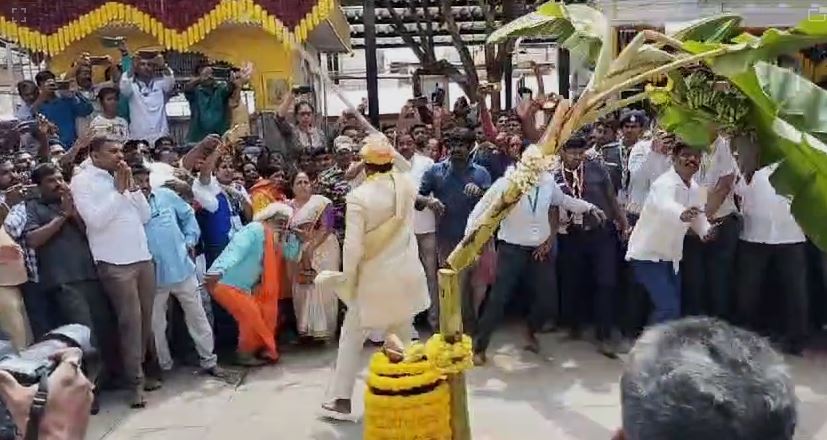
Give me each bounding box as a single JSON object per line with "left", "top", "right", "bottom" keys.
{"left": 0, "top": 0, "right": 337, "bottom": 55}
{"left": 363, "top": 333, "right": 474, "bottom": 440}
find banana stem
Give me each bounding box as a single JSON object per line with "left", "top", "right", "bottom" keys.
{"left": 586, "top": 47, "right": 729, "bottom": 112}
{"left": 581, "top": 91, "right": 651, "bottom": 125}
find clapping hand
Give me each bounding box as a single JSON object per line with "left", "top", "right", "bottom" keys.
{"left": 680, "top": 207, "right": 702, "bottom": 222}
{"left": 426, "top": 197, "right": 446, "bottom": 217}
{"left": 114, "top": 161, "right": 131, "bottom": 193}
{"left": 464, "top": 183, "right": 484, "bottom": 198}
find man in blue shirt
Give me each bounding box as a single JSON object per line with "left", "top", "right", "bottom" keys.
{"left": 417, "top": 127, "right": 491, "bottom": 331}
{"left": 133, "top": 166, "right": 222, "bottom": 377}
{"left": 32, "top": 71, "right": 94, "bottom": 147}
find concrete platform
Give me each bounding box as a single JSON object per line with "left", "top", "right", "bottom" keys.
{"left": 88, "top": 325, "right": 827, "bottom": 439}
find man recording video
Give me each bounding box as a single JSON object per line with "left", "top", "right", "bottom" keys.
{"left": 0, "top": 326, "right": 94, "bottom": 440}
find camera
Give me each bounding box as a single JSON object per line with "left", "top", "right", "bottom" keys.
{"left": 0, "top": 325, "right": 97, "bottom": 440}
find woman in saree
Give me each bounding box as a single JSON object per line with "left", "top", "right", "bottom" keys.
{"left": 289, "top": 171, "right": 341, "bottom": 342}
{"left": 249, "top": 162, "right": 288, "bottom": 216}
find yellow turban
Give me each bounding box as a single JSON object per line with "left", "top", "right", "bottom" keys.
{"left": 359, "top": 134, "right": 395, "bottom": 165}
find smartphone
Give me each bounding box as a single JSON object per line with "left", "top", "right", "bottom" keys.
{"left": 212, "top": 67, "right": 231, "bottom": 81}
{"left": 89, "top": 55, "right": 109, "bottom": 65}
{"left": 100, "top": 36, "right": 125, "bottom": 48}
{"left": 292, "top": 85, "right": 313, "bottom": 95}
{"left": 137, "top": 49, "right": 160, "bottom": 60}
{"left": 54, "top": 80, "right": 71, "bottom": 90}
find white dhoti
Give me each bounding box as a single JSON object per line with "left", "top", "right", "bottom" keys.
{"left": 319, "top": 172, "right": 430, "bottom": 403}
{"left": 328, "top": 307, "right": 413, "bottom": 400}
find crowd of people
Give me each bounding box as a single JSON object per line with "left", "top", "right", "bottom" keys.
{"left": 0, "top": 45, "right": 825, "bottom": 424}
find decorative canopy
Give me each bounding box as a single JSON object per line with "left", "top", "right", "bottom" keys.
{"left": 0, "top": 0, "right": 339, "bottom": 55}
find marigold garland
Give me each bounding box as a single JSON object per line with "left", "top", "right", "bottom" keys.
{"left": 424, "top": 334, "right": 474, "bottom": 375}
{"left": 366, "top": 369, "right": 444, "bottom": 392}
{"left": 363, "top": 334, "right": 473, "bottom": 440}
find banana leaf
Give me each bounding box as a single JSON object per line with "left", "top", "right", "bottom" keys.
{"left": 754, "top": 61, "right": 827, "bottom": 143}
{"left": 669, "top": 14, "right": 742, "bottom": 43}
{"left": 681, "top": 17, "right": 827, "bottom": 77}
{"left": 712, "top": 62, "right": 827, "bottom": 251}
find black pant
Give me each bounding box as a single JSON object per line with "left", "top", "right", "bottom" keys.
{"left": 559, "top": 227, "right": 618, "bottom": 341}
{"left": 41, "top": 280, "right": 120, "bottom": 382}
{"left": 474, "top": 242, "right": 557, "bottom": 353}
{"left": 736, "top": 241, "right": 808, "bottom": 344}
{"left": 21, "top": 281, "right": 55, "bottom": 340}
{"left": 681, "top": 215, "right": 739, "bottom": 319}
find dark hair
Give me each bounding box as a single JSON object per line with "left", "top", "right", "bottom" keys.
{"left": 123, "top": 139, "right": 148, "bottom": 153}
{"left": 672, "top": 140, "right": 693, "bottom": 155}
{"left": 444, "top": 127, "right": 475, "bottom": 150}
{"left": 104, "top": 64, "right": 122, "bottom": 81}
{"left": 194, "top": 62, "right": 211, "bottom": 75}
{"left": 310, "top": 146, "right": 331, "bottom": 158}
{"left": 16, "top": 80, "right": 37, "bottom": 95}
{"left": 131, "top": 165, "right": 151, "bottom": 177}
{"left": 34, "top": 70, "right": 56, "bottom": 86}
{"left": 294, "top": 101, "right": 315, "bottom": 115}
{"left": 97, "top": 86, "right": 119, "bottom": 102}
{"left": 31, "top": 163, "right": 59, "bottom": 185}
{"left": 621, "top": 317, "right": 796, "bottom": 440}
{"left": 151, "top": 146, "right": 174, "bottom": 161}
{"left": 562, "top": 131, "right": 589, "bottom": 151}
{"left": 340, "top": 124, "right": 360, "bottom": 135}
{"left": 154, "top": 136, "right": 175, "bottom": 149}
{"left": 411, "top": 123, "right": 427, "bottom": 132}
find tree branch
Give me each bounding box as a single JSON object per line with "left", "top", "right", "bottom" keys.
{"left": 440, "top": 0, "right": 480, "bottom": 101}
{"left": 384, "top": 0, "right": 429, "bottom": 63}
{"left": 422, "top": 0, "right": 437, "bottom": 60}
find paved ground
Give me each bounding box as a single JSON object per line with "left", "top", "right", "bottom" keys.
{"left": 88, "top": 325, "right": 827, "bottom": 440}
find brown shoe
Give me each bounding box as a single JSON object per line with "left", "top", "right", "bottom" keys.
{"left": 129, "top": 387, "right": 146, "bottom": 409}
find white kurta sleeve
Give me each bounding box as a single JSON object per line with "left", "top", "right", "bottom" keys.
{"left": 342, "top": 199, "right": 366, "bottom": 281}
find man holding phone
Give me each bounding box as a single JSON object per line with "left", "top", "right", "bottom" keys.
{"left": 184, "top": 63, "right": 234, "bottom": 143}
{"left": 120, "top": 50, "right": 175, "bottom": 146}
{"left": 31, "top": 71, "right": 94, "bottom": 147}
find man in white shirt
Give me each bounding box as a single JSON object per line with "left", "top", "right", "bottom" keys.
{"left": 626, "top": 141, "right": 712, "bottom": 324}
{"left": 398, "top": 131, "right": 439, "bottom": 328}
{"left": 467, "top": 160, "right": 604, "bottom": 365}
{"left": 681, "top": 134, "right": 739, "bottom": 320}
{"left": 734, "top": 164, "right": 808, "bottom": 355}
{"left": 120, "top": 54, "right": 175, "bottom": 145}
{"left": 70, "top": 137, "right": 158, "bottom": 409}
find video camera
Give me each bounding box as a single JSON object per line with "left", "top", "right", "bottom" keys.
{"left": 0, "top": 325, "right": 98, "bottom": 440}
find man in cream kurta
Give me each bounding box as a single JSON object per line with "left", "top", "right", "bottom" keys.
{"left": 321, "top": 134, "right": 430, "bottom": 419}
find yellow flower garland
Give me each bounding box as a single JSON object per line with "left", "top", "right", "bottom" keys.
{"left": 366, "top": 369, "right": 444, "bottom": 392}
{"left": 424, "top": 334, "right": 474, "bottom": 375}
{"left": 363, "top": 333, "right": 473, "bottom": 440}
{"left": 364, "top": 383, "right": 451, "bottom": 440}
{"left": 368, "top": 352, "right": 431, "bottom": 377}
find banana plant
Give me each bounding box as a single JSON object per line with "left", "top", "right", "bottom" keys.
{"left": 447, "top": 1, "right": 827, "bottom": 274}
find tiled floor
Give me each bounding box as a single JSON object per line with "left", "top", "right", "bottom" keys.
{"left": 89, "top": 325, "right": 827, "bottom": 439}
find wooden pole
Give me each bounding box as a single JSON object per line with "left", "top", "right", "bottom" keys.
{"left": 439, "top": 268, "right": 471, "bottom": 440}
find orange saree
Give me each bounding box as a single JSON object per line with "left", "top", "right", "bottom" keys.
{"left": 211, "top": 224, "right": 282, "bottom": 361}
